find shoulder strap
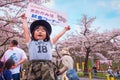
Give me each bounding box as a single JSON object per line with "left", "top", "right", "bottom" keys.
{"left": 1, "top": 72, "right": 5, "bottom": 80}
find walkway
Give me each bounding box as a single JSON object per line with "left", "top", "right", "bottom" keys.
{"left": 80, "top": 77, "right": 103, "bottom": 80}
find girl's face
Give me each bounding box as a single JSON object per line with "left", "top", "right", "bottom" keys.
{"left": 33, "top": 26, "right": 46, "bottom": 40}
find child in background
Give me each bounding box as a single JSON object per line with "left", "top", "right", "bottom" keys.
{"left": 0, "top": 59, "right": 15, "bottom": 80}
{"left": 21, "top": 14, "right": 70, "bottom": 80}
{"left": 3, "top": 59, "right": 15, "bottom": 80}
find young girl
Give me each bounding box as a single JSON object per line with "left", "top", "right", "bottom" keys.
{"left": 21, "top": 14, "right": 70, "bottom": 80}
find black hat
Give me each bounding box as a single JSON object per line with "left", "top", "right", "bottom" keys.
{"left": 30, "top": 20, "right": 52, "bottom": 35}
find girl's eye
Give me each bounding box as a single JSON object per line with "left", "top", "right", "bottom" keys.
{"left": 42, "top": 30, "right": 45, "bottom": 32}
{"left": 41, "top": 28, "right": 46, "bottom": 32}
{"left": 36, "top": 29, "right": 45, "bottom": 32}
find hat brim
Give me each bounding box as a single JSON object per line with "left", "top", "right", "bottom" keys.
{"left": 61, "top": 48, "right": 70, "bottom": 55}
{"left": 30, "top": 20, "right": 52, "bottom": 35}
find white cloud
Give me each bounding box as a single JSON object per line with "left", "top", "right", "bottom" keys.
{"left": 97, "top": 0, "right": 120, "bottom": 14}
{"left": 42, "top": 0, "right": 55, "bottom": 8}
{"left": 110, "top": 1, "right": 120, "bottom": 13}
{"left": 97, "top": 1, "right": 107, "bottom": 7}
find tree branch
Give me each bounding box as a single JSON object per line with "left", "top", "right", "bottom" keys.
{"left": 0, "top": 0, "right": 25, "bottom": 7}
{"left": 0, "top": 35, "right": 14, "bottom": 46}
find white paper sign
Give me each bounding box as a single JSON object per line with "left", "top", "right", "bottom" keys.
{"left": 26, "top": 3, "right": 68, "bottom": 27}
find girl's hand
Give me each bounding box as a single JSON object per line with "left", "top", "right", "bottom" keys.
{"left": 65, "top": 25, "right": 70, "bottom": 31}
{"left": 21, "top": 13, "right": 27, "bottom": 25}
{"left": 21, "top": 13, "right": 27, "bottom": 19}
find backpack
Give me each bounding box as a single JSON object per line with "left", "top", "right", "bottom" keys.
{"left": 66, "top": 69, "right": 80, "bottom": 80}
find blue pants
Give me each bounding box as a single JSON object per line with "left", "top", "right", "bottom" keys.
{"left": 12, "top": 73, "right": 20, "bottom": 80}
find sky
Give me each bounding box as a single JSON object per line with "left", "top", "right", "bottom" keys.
{"left": 43, "top": 0, "right": 120, "bottom": 30}
{"left": 42, "top": 0, "right": 120, "bottom": 39}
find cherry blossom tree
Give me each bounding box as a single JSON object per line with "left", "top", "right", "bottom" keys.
{"left": 57, "top": 15, "right": 120, "bottom": 75}
{"left": 0, "top": 0, "right": 51, "bottom": 56}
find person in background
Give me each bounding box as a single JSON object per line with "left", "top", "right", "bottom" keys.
{"left": 107, "top": 66, "right": 114, "bottom": 77}
{"left": 92, "top": 64, "right": 97, "bottom": 76}
{"left": 114, "top": 69, "right": 120, "bottom": 77}
{"left": 1, "top": 40, "right": 27, "bottom": 80}
{"left": 57, "top": 48, "right": 73, "bottom": 80}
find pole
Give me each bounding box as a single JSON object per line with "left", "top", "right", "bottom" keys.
{"left": 89, "top": 72, "right": 92, "bottom": 80}
{"left": 106, "top": 74, "right": 110, "bottom": 80}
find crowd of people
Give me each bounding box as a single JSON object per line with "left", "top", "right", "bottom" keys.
{"left": 92, "top": 65, "right": 120, "bottom": 78}
{"left": 107, "top": 66, "right": 120, "bottom": 78}
{"left": 0, "top": 40, "right": 27, "bottom": 80}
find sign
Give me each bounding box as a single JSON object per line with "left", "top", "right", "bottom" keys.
{"left": 26, "top": 3, "right": 68, "bottom": 26}
{"left": 96, "top": 60, "right": 100, "bottom": 70}
{"left": 96, "top": 60, "right": 112, "bottom": 70}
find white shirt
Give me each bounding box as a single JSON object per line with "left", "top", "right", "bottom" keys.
{"left": 61, "top": 55, "right": 74, "bottom": 70}
{"left": 1, "top": 47, "right": 27, "bottom": 74}
{"left": 28, "top": 40, "right": 53, "bottom": 60}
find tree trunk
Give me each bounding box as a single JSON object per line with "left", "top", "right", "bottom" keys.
{"left": 84, "top": 48, "right": 91, "bottom": 76}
